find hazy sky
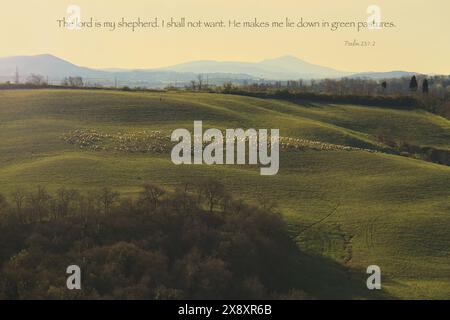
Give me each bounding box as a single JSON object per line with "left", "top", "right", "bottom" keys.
{"left": 1, "top": 0, "right": 449, "bottom": 74}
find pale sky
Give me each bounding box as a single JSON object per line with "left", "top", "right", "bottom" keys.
{"left": 1, "top": 0, "right": 449, "bottom": 74}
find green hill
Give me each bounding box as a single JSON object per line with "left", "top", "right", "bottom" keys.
{"left": 0, "top": 89, "right": 449, "bottom": 299}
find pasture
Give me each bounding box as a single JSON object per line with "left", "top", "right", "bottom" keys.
{"left": 0, "top": 89, "right": 449, "bottom": 299}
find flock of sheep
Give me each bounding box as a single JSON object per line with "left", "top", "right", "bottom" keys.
{"left": 61, "top": 129, "right": 374, "bottom": 154}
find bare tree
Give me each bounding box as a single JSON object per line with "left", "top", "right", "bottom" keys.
{"left": 197, "top": 74, "right": 204, "bottom": 90}
{"left": 27, "top": 74, "right": 47, "bottom": 85}
{"left": 11, "top": 188, "right": 26, "bottom": 216}
{"left": 194, "top": 179, "right": 229, "bottom": 213}
{"left": 0, "top": 193, "right": 8, "bottom": 213}
{"left": 255, "top": 190, "right": 278, "bottom": 213}
{"left": 139, "top": 182, "right": 165, "bottom": 213}
{"left": 62, "top": 76, "right": 84, "bottom": 87}
{"left": 98, "top": 187, "right": 120, "bottom": 215}
{"left": 28, "top": 186, "right": 51, "bottom": 222}
{"left": 56, "top": 187, "right": 80, "bottom": 217}
{"left": 190, "top": 80, "right": 197, "bottom": 91}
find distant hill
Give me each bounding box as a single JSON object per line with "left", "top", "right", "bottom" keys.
{"left": 0, "top": 54, "right": 426, "bottom": 87}
{"left": 0, "top": 54, "right": 256, "bottom": 87}
{"left": 0, "top": 54, "right": 105, "bottom": 79}
{"left": 159, "top": 55, "right": 349, "bottom": 79}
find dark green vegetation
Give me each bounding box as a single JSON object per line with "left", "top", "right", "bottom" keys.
{"left": 0, "top": 89, "right": 449, "bottom": 299}
{"left": 215, "top": 75, "right": 450, "bottom": 119}
{"left": 221, "top": 87, "right": 423, "bottom": 109}
{"left": 0, "top": 182, "right": 313, "bottom": 299}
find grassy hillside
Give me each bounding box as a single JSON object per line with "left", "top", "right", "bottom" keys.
{"left": 0, "top": 89, "right": 449, "bottom": 299}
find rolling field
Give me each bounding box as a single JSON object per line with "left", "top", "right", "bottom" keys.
{"left": 0, "top": 89, "right": 449, "bottom": 299}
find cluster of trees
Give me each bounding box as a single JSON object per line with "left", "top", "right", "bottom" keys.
{"left": 187, "top": 74, "right": 209, "bottom": 91}
{"left": 217, "top": 86, "right": 421, "bottom": 109}
{"left": 214, "top": 75, "right": 450, "bottom": 118}
{"left": 7, "top": 74, "right": 85, "bottom": 87}
{"left": 219, "top": 75, "right": 450, "bottom": 97}
{"left": 61, "top": 76, "right": 84, "bottom": 87}
{"left": 0, "top": 180, "right": 309, "bottom": 299}
{"left": 407, "top": 76, "right": 429, "bottom": 94}
{"left": 26, "top": 74, "right": 48, "bottom": 86}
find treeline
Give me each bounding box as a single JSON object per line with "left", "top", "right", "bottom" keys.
{"left": 210, "top": 75, "right": 450, "bottom": 117}
{"left": 218, "top": 87, "right": 422, "bottom": 109}
{"left": 0, "top": 180, "right": 309, "bottom": 300}
{"left": 3, "top": 74, "right": 448, "bottom": 117}
{"left": 396, "top": 144, "right": 450, "bottom": 165}
{"left": 373, "top": 138, "right": 450, "bottom": 166}
{"left": 0, "top": 82, "right": 164, "bottom": 93}
{"left": 0, "top": 82, "right": 107, "bottom": 91}
{"left": 216, "top": 75, "right": 450, "bottom": 97}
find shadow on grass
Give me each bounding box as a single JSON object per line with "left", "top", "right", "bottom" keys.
{"left": 289, "top": 251, "right": 393, "bottom": 299}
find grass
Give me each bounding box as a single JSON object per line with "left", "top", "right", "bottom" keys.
{"left": 0, "top": 89, "right": 449, "bottom": 299}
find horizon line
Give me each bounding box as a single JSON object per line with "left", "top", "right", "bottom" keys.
{"left": 0, "top": 52, "right": 447, "bottom": 76}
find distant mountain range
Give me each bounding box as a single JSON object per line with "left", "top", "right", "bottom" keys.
{"left": 156, "top": 55, "right": 348, "bottom": 79}
{"left": 0, "top": 54, "right": 421, "bottom": 88}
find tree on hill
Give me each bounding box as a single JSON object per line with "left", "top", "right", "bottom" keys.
{"left": 139, "top": 182, "right": 165, "bottom": 213}
{"left": 0, "top": 193, "right": 8, "bottom": 214}
{"left": 409, "top": 76, "right": 418, "bottom": 92}
{"left": 197, "top": 74, "right": 204, "bottom": 90}
{"left": 97, "top": 187, "right": 119, "bottom": 215}
{"left": 422, "top": 79, "right": 429, "bottom": 94}
{"left": 27, "top": 186, "right": 51, "bottom": 222}
{"left": 62, "top": 76, "right": 84, "bottom": 87}
{"left": 26, "top": 74, "right": 47, "bottom": 86}
{"left": 11, "top": 188, "right": 26, "bottom": 216}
